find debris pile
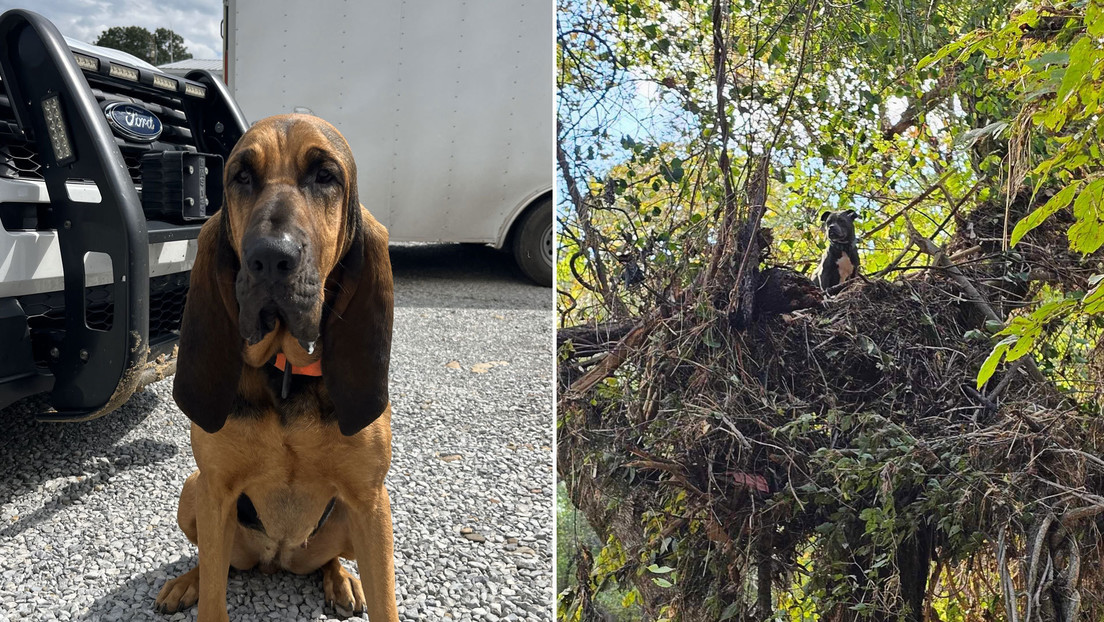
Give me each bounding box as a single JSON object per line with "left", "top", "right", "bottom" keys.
{"left": 558, "top": 193, "right": 1104, "bottom": 621}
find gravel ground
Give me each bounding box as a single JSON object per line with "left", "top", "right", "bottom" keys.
{"left": 0, "top": 244, "right": 554, "bottom": 622}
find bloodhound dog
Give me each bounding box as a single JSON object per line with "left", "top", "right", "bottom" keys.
{"left": 154, "top": 114, "right": 397, "bottom": 622}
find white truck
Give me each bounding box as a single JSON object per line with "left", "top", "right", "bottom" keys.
{"left": 0, "top": 10, "right": 248, "bottom": 417}
{"left": 223, "top": 0, "right": 553, "bottom": 285}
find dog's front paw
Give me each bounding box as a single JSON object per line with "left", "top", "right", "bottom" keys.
{"left": 155, "top": 566, "right": 200, "bottom": 614}
{"left": 322, "top": 559, "right": 366, "bottom": 617}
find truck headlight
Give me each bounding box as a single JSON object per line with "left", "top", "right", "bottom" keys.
{"left": 73, "top": 53, "right": 98, "bottom": 72}
{"left": 42, "top": 95, "right": 74, "bottom": 164}
{"left": 152, "top": 75, "right": 177, "bottom": 91}
{"left": 108, "top": 63, "right": 139, "bottom": 81}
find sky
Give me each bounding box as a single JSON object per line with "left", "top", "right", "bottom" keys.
{"left": 1, "top": 0, "right": 223, "bottom": 59}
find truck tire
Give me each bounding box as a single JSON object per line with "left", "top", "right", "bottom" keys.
{"left": 512, "top": 197, "right": 553, "bottom": 287}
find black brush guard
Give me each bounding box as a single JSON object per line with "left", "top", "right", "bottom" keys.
{"left": 0, "top": 9, "right": 246, "bottom": 420}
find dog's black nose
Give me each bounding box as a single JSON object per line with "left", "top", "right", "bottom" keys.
{"left": 243, "top": 236, "right": 302, "bottom": 282}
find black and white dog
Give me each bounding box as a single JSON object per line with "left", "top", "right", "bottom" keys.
{"left": 811, "top": 210, "right": 860, "bottom": 291}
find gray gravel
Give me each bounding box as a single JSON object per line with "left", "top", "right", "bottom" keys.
{"left": 0, "top": 244, "right": 553, "bottom": 621}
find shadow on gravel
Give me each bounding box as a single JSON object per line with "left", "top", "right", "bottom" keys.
{"left": 80, "top": 555, "right": 357, "bottom": 622}
{"left": 389, "top": 243, "right": 549, "bottom": 311}
{"left": 0, "top": 386, "right": 174, "bottom": 520}
{"left": 75, "top": 556, "right": 192, "bottom": 622}
{"left": 0, "top": 437, "right": 177, "bottom": 540}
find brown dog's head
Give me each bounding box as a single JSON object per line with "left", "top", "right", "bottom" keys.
{"left": 173, "top": 114, "right": 393, "bottom": 436}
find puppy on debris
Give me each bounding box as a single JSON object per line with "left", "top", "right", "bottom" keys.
{"left": 811, "top": 210, "right": 860, "bottom": 291}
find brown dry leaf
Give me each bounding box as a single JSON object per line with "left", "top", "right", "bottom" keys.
{"left": 438, "top": 453, "right": 463, "bottom": 462}
{"left": 445, "top": 361, "right": 461, "bottom": 370}
{"left": 470, "top": 360, "right": 509, "bottom": 373}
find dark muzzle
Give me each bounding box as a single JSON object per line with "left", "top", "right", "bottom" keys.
{"left": 235, "top": 231, "right": 321, "bottom": 347}
{"left": 243, "top": 235, "right": 303, "bottom": 286}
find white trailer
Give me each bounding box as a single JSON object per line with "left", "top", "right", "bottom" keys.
{"left": 223, "top": 0, "right": 553, "bottom": 285}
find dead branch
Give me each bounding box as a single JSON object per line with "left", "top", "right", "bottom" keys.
{"left": 907, "top": 218, "right": 1047, "bottom": 386}
{"left": 564, "top": 312, "right": 658, "bottom": 397}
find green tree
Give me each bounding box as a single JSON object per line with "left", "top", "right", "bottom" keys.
{"left": 929, "top": 1, "right": 1104, "bottom": 390}
{"left": 93, "top": 26, "right": 193, "bottom": 65}
{"left": 558, "top": 0, "right": 1104, "bottom": 619}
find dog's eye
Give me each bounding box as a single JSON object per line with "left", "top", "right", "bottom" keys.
{"left": 315, "top": 168, "right": 335, "bottom": 185}
{"left": 234, "top": 169, "right": 252, "bottom": 185}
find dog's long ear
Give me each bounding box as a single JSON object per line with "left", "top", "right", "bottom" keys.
{"left": 322, "top": 206, "right": 394, "bottom": 436}
{"left": 173, "top": 213, "right": 243, "bottom": 433}
{"left": 843, "top": 209, "right": 858, "bottom": 221}
{"left": 820, "top": 211, "right": 832, "bottom": 223}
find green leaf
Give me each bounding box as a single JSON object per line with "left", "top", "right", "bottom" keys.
{"left": 917, "top": 36, "right": 967, "bottom": 69}
{"left": 1032, "top": 299, "right": 1075, "bottom": 319}
{"left": 661, "top": 157, "right": 684, "bottom": 183}
{"left": 1057, "top": 37, "right": 1091, "bottom": 104}
{"left": 621, "top": 590, "right": 637, "bottom": 608}
{"left": 1089, "top": 2, "right": 1104, "bottom": 37}
{"left": 958, "top": 121, "right": 1009, "bottom": 148}
{"left": 1005, "top": 331, "right": 1038, "bottom": 361}
{"left": 1068, "top": 178, "right": 1104, "bottom": 254}
{"left": 817, "top": 144, "right": 838, "bottom": 160}
{"left": 768, "top": 43, "right": 785, "bottom": 65}
{"left": 963, "top": 329, "right": 987, "bottom": 341}
{"left": 647, "top": 564, "right": 675, "bottom": 573}
{"left": 1011, "top": 181, "right": 1081, "bottom": 247}
{"left": 1084, "top": 279, "right": 1104, "bottom": 314}
{"left": 653, "top": 577, "right": 673, "bottom": 588}
{"left": 977, "top": 338, "right": 1014, "bottom": 389}
{"left": 1026, "top": 51, "right": 1069, "bottom": 71}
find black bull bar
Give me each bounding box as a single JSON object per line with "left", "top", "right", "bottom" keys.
{"left": 0, "top": 9, "right": 246, "bottom": 419}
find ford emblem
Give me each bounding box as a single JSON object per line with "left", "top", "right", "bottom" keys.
{"left": 104, "top": 102, "right": 162, "bottom": 143}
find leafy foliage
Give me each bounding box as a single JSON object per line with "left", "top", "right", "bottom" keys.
{"left": 918, "top": 0, "right": 1104, "bottom": 387}
{"left": 93, "top": 26, "right": 193, "bottom": 65}
{"left": 559, "top": 0, "right": 1104, "bottom": 619}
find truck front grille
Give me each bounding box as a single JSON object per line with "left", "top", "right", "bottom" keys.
{"left": 149, "top": 272, "right": 190, "bottom": 342}
{"left": 0, "top": 72, "right": 197, "bottom": 186}
{"left": 0, "top": 141, "right": 40, "bottom": 178}
{"left": 18, "top": 272, "right": 191, "bottom": 366}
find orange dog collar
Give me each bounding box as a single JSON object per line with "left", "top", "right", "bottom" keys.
{"left": 274, "top": 353, "right": 323, "bottom": 377}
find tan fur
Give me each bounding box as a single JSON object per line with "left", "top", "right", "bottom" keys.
{"left": 156, "top": 115, "right": 398, "bottom": 622}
